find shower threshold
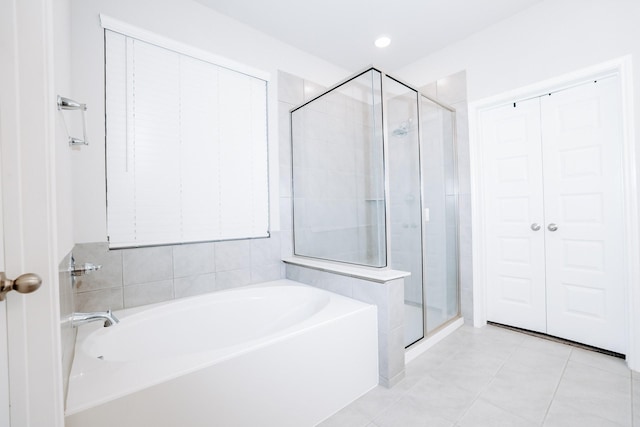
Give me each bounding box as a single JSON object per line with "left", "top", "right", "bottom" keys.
{"left": 405, "top": 316, "right": 464, "bottom": 364}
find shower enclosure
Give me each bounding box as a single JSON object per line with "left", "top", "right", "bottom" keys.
{"left": 290, "top": 67, "right": 459, "bottom": 347}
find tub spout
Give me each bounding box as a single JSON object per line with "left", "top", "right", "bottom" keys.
{"left": 71, "top": 309, "right": 120, "bottom": 327}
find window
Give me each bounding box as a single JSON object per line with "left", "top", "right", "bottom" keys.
{"left": 104, "top": 29, "right": 269, "bottom": 248}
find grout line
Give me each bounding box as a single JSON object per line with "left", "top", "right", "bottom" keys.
{"left": 541, "top": 347, "right": 571, "bottom": 425}
{"left": 454, "top": 334, "right": 528, "bottom": 424}
{"left": 631, "top": 373, "right": 635, "bottom": 427}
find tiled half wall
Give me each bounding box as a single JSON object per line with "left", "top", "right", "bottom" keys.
{"left": 285, "top": 263, "right": 405, "bottom": 387}
{"left": 72, "top": 233, "right": 283, "bottom": 312}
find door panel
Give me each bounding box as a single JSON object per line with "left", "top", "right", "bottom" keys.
{"left": 0, "top": 214, "right": 8, "bottom": 426}
{"left": 481, "top": 98, "right": 547, "bottom": 333}
{"left": 541, "top": 77, "right": 626, "bottom": 353}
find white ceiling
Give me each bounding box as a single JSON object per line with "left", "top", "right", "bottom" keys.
{"left": 194, "top": 0, "right": 542, "bottom": 71}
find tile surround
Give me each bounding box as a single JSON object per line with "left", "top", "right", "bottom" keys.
{"left": 58, "top": 250, "right": 75, "bottom": 403}
{"left": 286, "top": 263, "right": 405, "bottom": 387}
{"left": 123, "top": 246, "right": 173, "bottom": 285}
{"left": 72, "top": 233, "right": 284, "bottom": 311}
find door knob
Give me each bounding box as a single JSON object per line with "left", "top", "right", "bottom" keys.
{"left": 547, "top": 223, "right": 558, "bottom": 232}
{"left": 0, "top": 272, "right": 42, "bottom": 301}
{"left": 530, "top": 223, "right": 541, "bottom": 231}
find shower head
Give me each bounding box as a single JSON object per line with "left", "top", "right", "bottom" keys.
{"left": 392, "top": 121, "right": 409, "bottom": 137}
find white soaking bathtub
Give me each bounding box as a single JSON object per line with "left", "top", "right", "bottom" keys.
{"left": 65, "top": 279, "right": 378, "bottom": 427}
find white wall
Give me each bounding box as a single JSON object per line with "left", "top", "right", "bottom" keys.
{"left": 70, "top": 0, "right": 348, "bottom": 243}
{"left": 54, "top": 0, "right": 74, "bottom": 258}
{"left": 396, "top": 0, "right": 640, "bottom": 104}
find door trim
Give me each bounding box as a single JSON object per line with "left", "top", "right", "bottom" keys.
{"left": 469, "top": 56, "right": 640, "bottom": 369}
{"left": 0, "top": 0, "right": 65, "bottom": 424}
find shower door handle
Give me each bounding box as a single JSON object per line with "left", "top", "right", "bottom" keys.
{"left": 530, "top": 223, "right": 541, "bottom": 231}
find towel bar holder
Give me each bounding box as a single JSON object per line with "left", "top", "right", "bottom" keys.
{"left": 57, "top": 95, "right": 89, "bottom": 146}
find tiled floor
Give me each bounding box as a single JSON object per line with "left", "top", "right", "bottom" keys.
{"left": 319, "top": 324, "right": 639, "bottom": 427}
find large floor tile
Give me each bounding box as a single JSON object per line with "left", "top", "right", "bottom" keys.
{"left": 453, "top": 325, "right": 525, "bottom": 359}
{"left": 348, "top": 385, "right": 406, "bottom": 420}
{"left": 320, "top": 326, "right": 635, "bottom": 427}
{"left": 506, "top": 343, "right": 569, "bottom": 378}
{"left": 404, "top": 375, "right": 478, "bottom": 423}
{"left": 519, "top": 334, "right": 573, "bottom": 360}
{"left": 456, "top": 398, "right": 538, "bottom": 427}
{"left": 316, "top": 405, "right": 371, "bottom": 427}
{"left": 632, "top": 378, "right": 640, "bottom": 427}
{"left": 478, "top": 360, "right": 561, "bottom": 423}
{"left": 372, "top": 394, "right": 456, "bottom": 427}
{"left": 544, "top": 399, "right": 628, "bottom": 427}
{"left": 569, "top": 348, "right": 630, "bottom": 377}
{"left": 552, "top": 360, "right": 632, "bottom": 426}
{"left": 429, "top": 347, "right": 506, "bottom": 394}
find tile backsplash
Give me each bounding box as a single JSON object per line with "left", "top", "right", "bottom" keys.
{"left": 59, "top": 250, "right": 75, "bottom": 403}
{"left": 72, "top": 233, "right": 283, "bottom": 312}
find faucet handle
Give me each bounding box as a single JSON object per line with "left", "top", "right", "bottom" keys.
{"left": 69, "top": 263, "right": 102, "bottom": 277}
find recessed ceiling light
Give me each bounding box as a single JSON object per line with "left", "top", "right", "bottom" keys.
{"left": 374, "top": 36, "right": 391, "bottom": 48}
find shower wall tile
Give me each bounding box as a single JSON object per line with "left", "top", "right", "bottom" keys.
{"left": 316, "top": 273, "right": 354, "bottom": 298}
{"left": 174, "top": 273, "right": 217, "bottom": 299}
{"left": 214, "top": 239, "right": 251, "bottom": 272}
{"left": 388, "top": 279, "right": 405, "bottom": 330}
{"left": 279, "top": 102, "right": 293, "bottom": 161}
{"left": 279, "top": 101, "right": 294, "bottom": 199}
{"left": 420, "top": 82, "right": 438, "bottom": 99}
{"left": 59, "top": 250, "right": 75, "bottom": 403}
{"left": 251, "top": 263, "right": 282, "bottom": 284}
{"left": 123, "top": 280, "right": 174, "bottom": 308}
{"left": 251, "top": 234, "right": 281, "bottom": 267}
{"left": 172, "top": 242, "right": 215, "bottom": 278}
{"left": 123, "top": 246, "right": 173, "bottom": 285}
{"left": 280, "top": 198, "right": 292, "bottom": 232}
{"left": 453, "top": 100, "right": 471, "bottom": 196}
{"left": 277, "top": 70, "right": 304, "bottom": 105}
{"left": 285, "top": 263, "right": 319, "bottom": 286}
{"left": 280, "top": 165, "right": 292, "bottom": 199}
{"left": 75, "top": 287, "right": 124, "bottom": 312}
{"left": 285, "top": 263, "right": 405, "bottom": 387}
{"left": 280, "top": 229, "right": 293, "bottom": 259}
{"left": 215, "top": 269, "right": 251, "bottom": 290}
{"left": 379, "top": 324, "right": 405, "bottom": 387}
{"left": 303, "top": 80, "right": 326, "bottom": 101}
{"left": 73, "top": 242, "right": 123, "bottom": 292}
{"left": 73, "top": 237, "right": 284, "bottom": 311}
{"left": 458, "top": 193, "right": 474, "bottom": 322}
{"left": 436, "top": 70, "right": 467, "bottom": 105}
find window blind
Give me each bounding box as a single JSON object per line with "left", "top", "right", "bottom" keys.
{"left": 105, "top": 30, "right": 269, "bottom": 248}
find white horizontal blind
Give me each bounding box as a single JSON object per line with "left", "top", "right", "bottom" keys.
{"left": 105, "top": 30, "right": 269, "bottom": 248}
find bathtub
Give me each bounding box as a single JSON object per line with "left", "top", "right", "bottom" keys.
{"left": 65, "top": 279, "right": 378, "bottom": 427}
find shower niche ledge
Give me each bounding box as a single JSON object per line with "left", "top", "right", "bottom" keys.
{"left": 282, "top": 257, "right": 410, "bottom": 283}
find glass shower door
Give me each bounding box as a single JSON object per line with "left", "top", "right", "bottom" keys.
{"left": 384, "top": 76, "right": 424, "bottom": 347}
{"left": 421, "top": 96, "right": 459, "bottom": 334}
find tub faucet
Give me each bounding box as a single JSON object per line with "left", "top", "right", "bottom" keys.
{"left": 71, "top": 309, "right": 120, "bottom": 327}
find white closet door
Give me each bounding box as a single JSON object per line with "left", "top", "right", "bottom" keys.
{"left": 541, "top": 77, "right": 626, "bottom": 353}
{"left": 481, "top": 98, "right": 547, "bottom": 333}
